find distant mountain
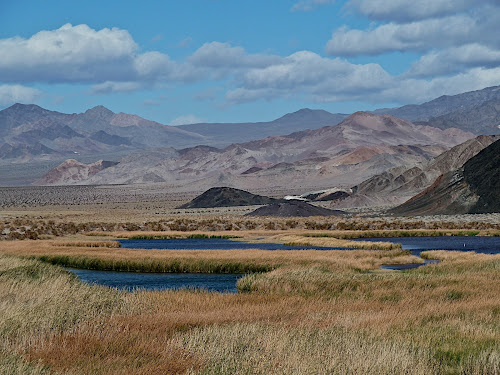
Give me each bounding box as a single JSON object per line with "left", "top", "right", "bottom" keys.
{"left": 391, "top": 139, "right": 500, "bottom": 215}
{"left": 414, "top": 98, "right": 500, "bottom": 135}
{"left": 0, "top": 104, "right": 206, "bottom": 162}
{"left": 39, "top": 112, "right": 473, "bottom": 191}
{"left": 35, "top": 159, "right": 118, "bottom": 185}
{"left": 374, "top": 85, "right": 500, "bottom": 123}
{"left": 333, "top": 135, "right": 499, "bottom": 208}
{"left": 178, "top": 108, "right": 348, "bottom": 146}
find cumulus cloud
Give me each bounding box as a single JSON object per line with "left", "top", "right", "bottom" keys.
{"left": 227, "top": 51, "right": 392, "bottom": 103}
{"left": 291, "top": 0, "right": 335, "bottom": 12}
{"left": 0, "top": 84, "right": 42, "bottom": 105}
{"left": 169, "top": 114, "right": 205, "bottom": 125}
{"left": 326, "top": 14, "right": 482, "bottom": 56}
{"left": 189, "top": 42, "right": 282, "bottom": 70}
{"left": 376, "top": 67, "right": 500, "bottom": 104}
{"left": 326, "top": 0, "right": 500, "bottom": 57}
{"left": 0, "top": 23, "right": 138, "bottom": 83}
{"left": 407, "top": 44, "right": 500, "bottom": 78}
{"left": 90, "top": 81, "right": 145, "bottom": 94}
{"left": 346, "top": 0, "right": 479, "bottom": 22}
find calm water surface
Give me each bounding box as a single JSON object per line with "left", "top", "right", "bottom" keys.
{"left": 118, "top": 238, "right": 343, "bottom": 250}
{"left": 353, "top": 236, "right": 500, "bottom": 255}
{"left": 70, "top": 236, "right": 500, "bottom": 288}
{"left": 68, "top": 268, "right": 243, "bottom": 293}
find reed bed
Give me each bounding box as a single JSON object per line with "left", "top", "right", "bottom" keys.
{"left": 51, "top": 240, "right": 122, "bottom": 248}
{"left": 273, "top": 234, "right": 402, "bottom": 250}
{"left": 0, "top": 240, "right": 418, "bottom": 274}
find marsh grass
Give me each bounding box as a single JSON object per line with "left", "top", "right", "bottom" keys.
{"left": 0, "top": 238, "right": 498, "bottom": 374}
{"left": 0, "top": 240, "right": 417, "bottom": 274}
{"left": 51, "top": 240, "right": 122, "bottom": 248}
{"left": 178, "top": 323, "right": 440, "bottom": 375}
{"left": 276, "top": 234, "right": 402, "bottom": 250}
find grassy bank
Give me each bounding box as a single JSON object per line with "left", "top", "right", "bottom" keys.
{"left": 1, "top": 237, "right": 499, "bottom": 374}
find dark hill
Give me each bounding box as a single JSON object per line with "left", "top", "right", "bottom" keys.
{"left": 391, "top": 139, "right": 500, "bottom": 215}
{"left": 178, "top": 187, "right": 278, "bottom": 209}
{"left": 246, "top": 200, "right": 346, "bottom": 217}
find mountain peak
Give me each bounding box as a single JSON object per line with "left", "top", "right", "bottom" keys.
{"left": 4, "top": 103, "right": 44, "bottom": 113}
{"left": 84, "top": 105, "right": 114, "bottom": 117}
{"left": 273, "top": 108, "right": 341, "bottom": 125}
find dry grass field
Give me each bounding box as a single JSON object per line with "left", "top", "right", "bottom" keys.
{"left": 0, "top": 234, "right": 499, "bottom": 374}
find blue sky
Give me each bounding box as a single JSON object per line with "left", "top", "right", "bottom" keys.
{"left": 1, "top": 0, "right": 499, "bottom": 124}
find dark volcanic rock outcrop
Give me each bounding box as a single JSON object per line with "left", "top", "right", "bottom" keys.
{"left": 178, "top": 187, "right": 278, "bottom": 209}
{"left": 246, "top": 201, "right": 346, "bottom": 217}
{"left": 391, "top": 139, "right": 500, "bottom": 215}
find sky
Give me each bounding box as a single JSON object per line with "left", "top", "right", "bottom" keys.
{"left": 0, "top": 0, "right": 499, "bottom": 125}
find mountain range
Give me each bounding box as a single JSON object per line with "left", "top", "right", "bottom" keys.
{"left": 1, "top": 85, "right": 499, "bottom": 165}
{"left": 37, "top": 112, "right": 473, "bottom": 191}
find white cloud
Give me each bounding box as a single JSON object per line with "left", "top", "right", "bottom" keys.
{"left": 90, "top": 81, "right": 145, "bottom": 94}
{"left": 227, "top": 51, "right": 392, "bottom": 103}
{"left": 0, "top": 84, "right": 42, "bottom": 105}
{"left": 291, "top": 0, "right": 335, "bottom": 12}
{"left": 326, "top": 3, "right": 500, "bottom": 57}
{"left": 0, "top": 23, "right": 138, "bottom": 83}
{"left": 189, "top": 42, "right": 282, "bottom": 70}
{"left": 375, "top": 67, "right": 500, "bottom": 104}
{"left": 169, "top": 114, "right": 205, "bottom": 125}
{"left": 326, "top": 14, "right": 480, "bottom": 57}
{"left": 407, "top": 44, "right": 500, "bottom": 78}
{"left": 346, "top": 0, "right": 479, "bottom": 22}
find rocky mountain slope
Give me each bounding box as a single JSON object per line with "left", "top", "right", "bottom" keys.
{"left": 35, "top": 159, "right": 119, "bottom": 185}
{"left": 391, "top": 139, "right": 500, "bottom": 215}
{"left": 0, "top": 104, "right": 205, "bottom": 162}
{"left": 333, "top": 135, "right": 499, "bottom": 208}
{"left": 375, "top": 85, "right": 500, "bottom": 124}
{"left": 39, "top": 112, "right": 473, "bottom": 192}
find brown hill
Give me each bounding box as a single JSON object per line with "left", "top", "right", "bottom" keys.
{"left": 391, "top": 139, "right": 500, "bottom": 215}
{"left": 36, "top": 159, "right": 118, "bottom": 185}
{"left": 333, "top": 135, "right": 498, "bottom": 208}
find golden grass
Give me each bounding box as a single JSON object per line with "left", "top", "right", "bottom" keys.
{"left": 0, "top": 236, "right": 499, "bottom": 374}
{"left": 270, "top": 233, "right": 401, "bottom": 250}
{"left": 0, "top": 239, "right": 419, "bottom": 274}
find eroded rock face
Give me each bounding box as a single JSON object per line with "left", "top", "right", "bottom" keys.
{"left": 36, "top": 159, "right": 118, "bottom": 185}
{"left": 391, "top": 139, "right": 500, "bottom": 215}
{"left": 335, "top": 135, "right": 499, "bottom": 209}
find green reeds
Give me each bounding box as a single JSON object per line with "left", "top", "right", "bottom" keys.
{"left": 35, "top": 255, "right": 273, "bottom": 274}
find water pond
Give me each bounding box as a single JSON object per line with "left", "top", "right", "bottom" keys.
{"left": 69, "top": 236, "right": 500, "bottom": 289}
{"left": 352, "top": 236, "right": 500, "bottom": 255}
{"left": 118, "top": 238, "right": 344, "bottom": 250}
{"left": 67, "top": 268, "right": 243, "bottom": 293}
